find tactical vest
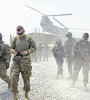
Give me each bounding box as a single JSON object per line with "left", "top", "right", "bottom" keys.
{"left": 13, "top": 35, "right": 31, "bottom": 53}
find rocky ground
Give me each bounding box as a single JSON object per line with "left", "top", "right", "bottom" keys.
{"left": 0, "top": 58, "right": 90, "bottom": 100}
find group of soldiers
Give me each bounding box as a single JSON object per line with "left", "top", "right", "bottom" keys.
{"left": 52, "top": 32, "right": 90, "bottom": 90}
{"left": 31, "top": 43, "right": 49, "bottom": 62}
{"left": 0, "top": 25, "right": 90, "bottom": 100}
{"left": 0, "top": 25, "right": 36, "bottom": 100}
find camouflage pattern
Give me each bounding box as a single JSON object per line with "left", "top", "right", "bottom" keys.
{"left": 64, "top": 37, "right": 76, "bottom": 77}
{"left": 10, "top": 34, "right": 36, "bottom": 93}
{"left": 10, "top": 58, "right": 31, "bottom": 93}
{"left": 0, "top": 42, "right": 11, "bottom": 87}
{"left": 52, "top": 39, "right": 65, "bottom": 76}
{"left": 11, "top": 34, "right": 36, "bottom": 54}
{"left": 72, "top": 39, "right": 90, "bottom": 85}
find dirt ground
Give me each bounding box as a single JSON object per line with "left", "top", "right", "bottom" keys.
{"left": 0, "top": 58, "right": 90, "bottom": 100}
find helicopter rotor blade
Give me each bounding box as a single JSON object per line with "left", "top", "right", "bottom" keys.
{"left": 47, "top": 13, "right": 72, "bottom": 17}
{"left": 25, "top": 5, "right": 45, "bottom": 15}
{"left": 53, "top": 17, "right": 68, "bottom": 29}
{"left": 68, "top": 28, "right": 90, "bottom": 30}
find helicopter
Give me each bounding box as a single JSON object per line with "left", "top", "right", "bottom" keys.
{"left": 25, "top": 5, "right": 72, "bottom": 35}
{"left": 26, "top": 5, "right": 90, "bottom": 37}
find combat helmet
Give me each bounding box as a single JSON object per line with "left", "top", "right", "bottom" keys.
{"left": 83, "top": 32, "right": 89, "bottom": 40}
{"left": 66, "top": 32, "right": 72, "bottom": 37}
{"left": 56, "top": 39, "right": 61, "bottom": 44}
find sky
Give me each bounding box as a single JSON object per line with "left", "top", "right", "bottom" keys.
{"left": 0, "top": 0, "right": 90, "bottom": 43}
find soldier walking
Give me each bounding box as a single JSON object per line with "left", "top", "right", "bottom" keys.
{"left": 52, "top": 39, "right": 65, "bottom": 78}
{"left": 43, "top": 43, "right": 49, "bottom": 61}
{"left": 37, "top": 43, "right": 43, "bottom": 61}
{"left": 10, "top": 26, "right": 36, "bottom": 100}
{"left": 0, "top": 33, "right": 11, "bottom": 89}
{"left": 72, "top": 33, "right": 90, "bottom": 90}
{"left": 64, "top": 32, "right": 75, "bottom": 78}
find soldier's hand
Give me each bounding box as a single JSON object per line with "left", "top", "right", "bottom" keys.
{"left": 21, "top": 51, "right": 29, "bottom": 56}
{"left": 12, "top": 50, "right": 17, "bottom": 54}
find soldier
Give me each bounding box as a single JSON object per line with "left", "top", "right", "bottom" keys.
{"left": 72, "top": 33, "right": 90, "bottom": 90}
{"left": 52, "top": 39, "right": 65, "bottom": 78}
{"left": 10, "top": 25, "right": 36, "bottom": 100}
{"left": 0, "top": 33, "right": 11, "bottom": 89}
{"left": 43, "top": 43, "right": 49, "bottom": 61}
{"left": 64, "top": 32, "right": 75, "bottom": 78}
{"left": 37, "top": 43, "right": 43, "bottom": 61}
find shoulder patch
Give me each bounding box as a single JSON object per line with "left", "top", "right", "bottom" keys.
{"left": 25, "top": 34, "right": 31, "bottom": 39}
{"left": 11, "top": 36, "right": 19, "bottom": 43}
{"left": 25, "top": 34, "right": 31, "bottom": 42}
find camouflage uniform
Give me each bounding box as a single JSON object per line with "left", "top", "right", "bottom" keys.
{"left": 72, "top": 39, "right": 90, "bottom": 87}
{"left": 52, "top": 39, "right": 65, "bottom": 77}
{"left": 0, "top": 42, "right": 11, "bottom": 88}
{"left": 10, "top": 34, "right": 36, "bottom": 93}
{"left": 64, "top": 32, "right": 75, "bottom": 78}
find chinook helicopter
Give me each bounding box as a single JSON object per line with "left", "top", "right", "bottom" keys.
{"left": 26, "top": 5, "right": 90, "bottom": 37}
{"left": 25, "top": 5, "right": 72, "bottom": 35}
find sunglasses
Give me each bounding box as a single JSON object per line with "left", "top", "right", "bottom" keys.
{"left": 17, "top": 31, "right": 24, "bottom": 35}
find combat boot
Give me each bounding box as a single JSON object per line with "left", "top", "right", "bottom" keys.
{"left": 25, "top": 92, "right": 29, "bottom": 100}
{"left": 13, "top": 93, "right": 18, "bottom": 100}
